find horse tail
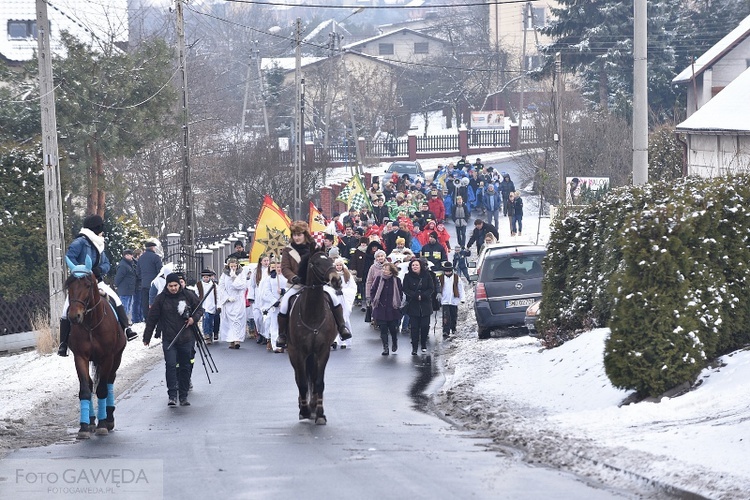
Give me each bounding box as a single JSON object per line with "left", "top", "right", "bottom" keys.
{"left": 305, "top": 353, "right": 316, "bottom": 396}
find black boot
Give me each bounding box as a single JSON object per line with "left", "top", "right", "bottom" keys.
{"left": 115, "top": 305, "right": 137, "bottom": 341}
{"left": 380, "top": 331, "right": 389, "bottom": 356}
{"left": 57, "top": 318, "right": 71, "bottom": 357}
{"left": 332, "top": 304, "right": 352, "bottom": 340}
{"left": 276, "top": 313, "right": 289, "bottom": 348}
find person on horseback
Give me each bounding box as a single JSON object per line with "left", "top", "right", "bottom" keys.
{"left": 58, "top": 214, "right": 137, "bottom": 356}
{"left": 276, "top": 221, "right": 352, "bottom": 348}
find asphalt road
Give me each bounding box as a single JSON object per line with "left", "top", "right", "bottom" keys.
{"left": 1, "top": 158, "right": 625, "bottom": 499}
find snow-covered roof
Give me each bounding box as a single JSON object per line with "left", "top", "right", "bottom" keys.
{"left": 676, "top": 66, "right": 750, "bottom": 134}
{"left": 0, "top": 0, "right": 128, "bottom": 62}
{"left": 673, "top": 14, "right": 750, "bottom": 84}
{"left": 261, "top": 57, "right": 325, "bottom": 72}
{"left": 342, "top": 27, "right": 447, "bottom": 51}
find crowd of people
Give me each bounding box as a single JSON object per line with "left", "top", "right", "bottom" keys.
{"left": 58, "top": 156, "right": 522, "bottom": 405}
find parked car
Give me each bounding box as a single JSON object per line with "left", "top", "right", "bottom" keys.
{"left": 385, "top": 160, "right": 423, "bottom": 180}
{"left": 469, "top": 245, "right": 546, "bottom": 339}
{"left": 525, "top": 300, "right": 541, "bottom": 337}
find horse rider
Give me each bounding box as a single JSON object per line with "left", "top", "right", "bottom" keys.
{"left": 275, "top": 221, "right": 353, "bottom": 348}
{"left": 58, "top": 214, "right": 137, "bottom": 356}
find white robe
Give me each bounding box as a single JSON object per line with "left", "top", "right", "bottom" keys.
{"left": 338, "top": 271, "right": 357, "bottom": 344}
{"left": 218, "top": 267, "right": 249, "bottom": 343}
{"left": 259, "top": 273, "right": 285, "bottom": 346}
{"left": 248, "top": 264, "right": 268, "bottom": 336}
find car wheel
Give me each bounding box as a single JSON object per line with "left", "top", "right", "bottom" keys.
{"left": 478, "top": 327, "right": 491, "bottom": 339}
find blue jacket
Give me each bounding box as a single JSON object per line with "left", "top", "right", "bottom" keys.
{"left": 66, "top": 234, "right": 110, "bottom": 276}
{"left": 483, "top": 189, "right": 502, "bottom": 212}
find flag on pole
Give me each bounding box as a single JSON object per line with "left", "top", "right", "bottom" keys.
{"left": 335, "top": 173, "right": 372, "bottom": 212}
{"left": 249, "top": 195, "right": 292, "bottom": 263}
{"left": 308, "top": 201, "right": 330, "bottom": 248}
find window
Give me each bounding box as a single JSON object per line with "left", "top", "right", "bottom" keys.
{"left": 414, "top": 42, "right": 429, "bottom": 55}
{"left": 524, "top": 7, "right": 546, "bottom": 30}
{"left": 8, "top": 20, "right": 38, "bottom": 40}
{"left": 378, "top": 43, "right": 394, "bottom": 56}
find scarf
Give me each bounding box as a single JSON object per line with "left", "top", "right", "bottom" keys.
{"left": 373, "top": 274, "right": 400, "bottom": 310}
{"left": 79, "top": 228, "right": 104, "bottom": 255}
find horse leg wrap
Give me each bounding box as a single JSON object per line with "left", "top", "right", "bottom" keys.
{"left": 106, "top": 384, "right": 115, "bottom": 406}
{"left": 79, "top": 399, "right": 91, "bottom": 425}
{"left": 97, "top": 397, "right": 107, "bottom": 421}
{"left": 332, "top": 304, "right": 352, "bottom": 340}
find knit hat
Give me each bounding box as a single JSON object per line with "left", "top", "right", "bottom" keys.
{"left": 83, "top": 214, "right": 104, "bottom": 235}
{"left": 374, "top": 249, "right": 387, "bottom": 259}
{"left": 165, "top": 273, "right": 181, "bottom": 285}
{"left": 429, "top": 231, "right": 438, "bottom": 240}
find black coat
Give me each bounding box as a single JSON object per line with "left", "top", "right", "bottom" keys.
{"left": 467, "top": 222, "right": 499, "bottom": 249}
{"left": 144, "top": 288, "right": 204, "bottom": 345}
{"left": 402, "top": 269, "right": 434, "bottom": 318}
{"left": 114, "top": 258, "right": 137, "bottom": 295}
{"left": 136, "top": 248, "right": 163, "bottom": 290}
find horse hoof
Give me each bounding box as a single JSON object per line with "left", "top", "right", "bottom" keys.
{"left": 105, "top": 419, "right": 115, "bottom": 431}
{"left": 77, "top": 431, "right": 91, "bottom": 440}
{"left": 315, "top": 416, "right": 327, "bottom": 425}
{"left": 95, "top": 427, "right": 109, "bottom": 436}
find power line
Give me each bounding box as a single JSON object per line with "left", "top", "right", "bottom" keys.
{"left": 223, "top": 0, "right": 527, "bottom": 9}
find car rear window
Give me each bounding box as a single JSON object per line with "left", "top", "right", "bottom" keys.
{"left": 481, "top": 253, "right": 544, "bottom": 281}
{"left": 389, "top": 163, "right": 417, "bottom": 174}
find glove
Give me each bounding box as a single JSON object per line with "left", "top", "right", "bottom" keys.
{"left": 336, "top": 289, "right": 343, "bottom": 296}
{"left": 436, "top": 293, "right": 442, "bottom": 302}
{"left": 216, "top": 307, "right": 221, "bottom": 314}
{"left": 154, "top": 329, "right": 161, "bottom": 339}
{"left": 272, "top": 301, "right": 280, "bottom": 308}
{"left": 92, "top": 266, "right": 103, "bottom": 280}
{"left": 291, "top": 275, "right": 301, "bottom": 285}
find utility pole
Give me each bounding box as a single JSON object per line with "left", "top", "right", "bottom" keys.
{"left": 555, "top": 53, "right": 566, "bottom": 209}
{"left": 176, "top": 0, "right": 196, "bottom": 279}
{"left": 293, "top": 18, "right": 303, "bottom": 221}
{"left": 240, "top": 40, "right": 269, "bottom": 138}
{"left": 36, "top": 0, "right": 66, "bottom": 334}
{"left": 518, "top": 2, "right": 531, "bottom": 138}
{"left": 632, "top": 0, "right": 648, "bottom": 185}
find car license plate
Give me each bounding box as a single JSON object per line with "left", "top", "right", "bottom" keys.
{"left": 506, "top": 298, "right": 536, "bottom": 309}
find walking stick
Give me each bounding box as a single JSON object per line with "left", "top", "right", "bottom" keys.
{"left": 167, "top": 286, "right": 213, "bottom": 350}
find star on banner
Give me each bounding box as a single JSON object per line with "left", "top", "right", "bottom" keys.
{"left": 256, "top": 226, "right": 288, "bottom": 260}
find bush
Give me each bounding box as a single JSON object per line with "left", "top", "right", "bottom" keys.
{"left": 540, "top": 175, "right": 750, "bottom": 396}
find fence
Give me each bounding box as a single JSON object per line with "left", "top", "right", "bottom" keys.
{"left": 0, "top": 292, "right": 48, "bottom": 336}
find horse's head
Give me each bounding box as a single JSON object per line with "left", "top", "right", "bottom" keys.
{"left": 308, "top": 251, "right": 340, "bottom": 289}
{"left": 65, "top": 255, "right": 98, "bottom": 324}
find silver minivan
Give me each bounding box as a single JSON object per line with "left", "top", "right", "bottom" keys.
{"left": 470, "top": 245, "right": 546, "bottom": 338}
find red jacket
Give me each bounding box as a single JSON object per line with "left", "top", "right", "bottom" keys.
{"left": 427, "top": 197, "right": 445, "bottom": 222}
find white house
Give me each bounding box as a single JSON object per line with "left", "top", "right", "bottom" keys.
{"left": 342, "top": 28, "right": 448, "bottom": 63}
{"left": 0, "top": 0, "right": 128, "bottom": 64}
{"left": 675, "top": 66, "right": 750, "bottom": 177}
{"left": 672, "top": 14, "right": 750, "bottom": 117}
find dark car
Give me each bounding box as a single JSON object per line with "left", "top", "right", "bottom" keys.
{"left": 385, "top": 161, "right": 423, "bottom": 179}
{"left": 470, "top": 245, "right": 546, "bottom": 339}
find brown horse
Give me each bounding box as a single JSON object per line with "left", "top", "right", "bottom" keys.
{"left": 65, "top": 257, "right": 126, "bottom": 439}
{"left": 286, "top": 250, "right": 342, "bottom": 425}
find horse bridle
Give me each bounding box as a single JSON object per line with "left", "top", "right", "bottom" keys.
{"left": 69, "top": 275, "right": 107, "bottom": 331}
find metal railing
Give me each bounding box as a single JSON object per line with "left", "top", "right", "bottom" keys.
{"left": 416, "top": 134, "right": 459, "bottom": 152}
{"left": 469, "top": 129, "right": 511, "bottom": 147}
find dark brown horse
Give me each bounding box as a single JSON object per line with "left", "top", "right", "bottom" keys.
{"left": 286, "top": 250, "right": 342, "bottom": 424}
{"left": 65, "top": 257, "right": 126, "bottom": 439}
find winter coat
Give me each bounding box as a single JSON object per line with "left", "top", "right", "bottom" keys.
{"left": 420, "top": 242, "right": 447, "bottom": 271}
{"left": 281, "top": 241, "right": 314, "bottom": 286}
{"left": 499, "top": 177, "right": 516, "bottom": 203}
{"left": 66, "top": 230, "right": 110, "bottom": 277}
{"left": 483, "top": 189, "right": 502, "bottom": 213}
{"left": 452, "top": 202, "right": 469, "bottom": 227}
{"left": 144, "top": 287, "right": 203, "bottom": 345}
{"left": 402, "top": 269, "right": 435, "bottom": 318}
{"left": 439, "top": 273, "right": 465, "bottom": 306}
{"left": 370, "top": 275, "right": 403, "bottom": 322}
{"left": 137, "top": 248, "right": 163, "bottom": 290}
{"left": 114, "top": 258, "right": 137, "bottom": 295}
{"left": 365, "top": 261, "right": 385, "bottom": 301}
{"left": 427, "top": 197, "right": 446, "bottom": 222}
{"left": 363, "top": 241, "right": 385, "bottom": 286}
{"left": 513, "top": 197, "right": 524, "bottom": 217}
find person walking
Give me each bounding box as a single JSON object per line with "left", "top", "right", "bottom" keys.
{"left": 483, "top": 183, "right": 502, "bottom": 229}
{"left": 113, "top": 249, "right": 137, "bottom": 320}
{"left": 453, "top": 246, "right": 471, "bottom": 282}
{"left": 334, "top": 257, "right": 357, "bottom": 349}
{"left": 137, "top": 240, "right": 163, "bottom": 320}
{"left": 365, "top": 249, "right": 387, "bottom": 325}
{"left": 438, "top": 262, "right": 465, "bottom": 338}
{"left": 507, "top": 192, "right": 516, "bottom": 235}
{"left": 451, "top": 195, "right": 470, "bottom": 248}
{"left": 370, "top": 262, "right": 403, "bottom": 356}
{"left": 249, "top": 254, "right": 269, "bottom": 345}
{"left": 466, "top": 219, "right": 499, "bottom": 255}
{"left": 57, "top": 215, "right": 136, "bottom": 356}
{"left": 143, "top": 272, "right": 204, "bottom": 407}
{"left": 511, "top": 190, "right": 524, "bottom": 236}
{"left": 195, "top": 269, "right": 219, "bottom": 344}
{"left": 499, "top": 173, "right": 516, "bottom": 216}
{"left": 218, "top": 258, "right": 250, "bottom": 349}
{"left": 131, "top": 249, "right": 144, "bottom": 323}
{"left": 259, "top": 260, "right": 285, "bottom": 352}
{"left": 402, "top": 258, "right": 435, "bottom": 355}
